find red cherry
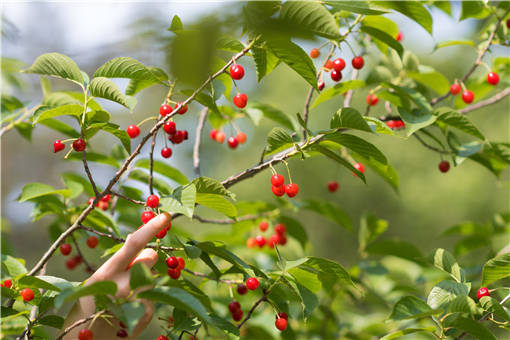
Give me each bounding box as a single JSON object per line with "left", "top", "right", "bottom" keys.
{"left": 267, "top": 234, "right": 279, "bottom": 248}
{"left": 330, "top": 70, "right": 342, "bottom": 82}
{"left": 228, "top": 301, "right": 241, "bottom": 313}
{"left": 146, "top": 195, "right": 159, "bottom": 208}
{"left": 66, "top": 258, "right": 78, "bottom": 270}
{"left": 285, "top": 183, "right": 299, "bottom": 197}
{"left": 167, "top": 268, "right": 181, "bottom": 279}
{"left": 163, "top": 121, "right": 177, "bottom": 135}
{"left": 3, "top": 279, "right": 12, "bottom": 288}
{"left": 310, "top": 48, "right": 320, "bottom": 59}
{"left": 255, "top": 235, "right": 266, "bottom": 248}
{"left": 166, "top": 256, "right": 179, "bottom": 269}
{"left": 259, "top": 221, "right": 269, "bottom": 232}
{"left": 462, "top": 90, "right": 474, "bottom": 104}
{"left": 175, "top": 102, "right": 188, "bottom": 115}
{"left": 270, "top": 174, "right": 285, "bottom": 187}
{"left": 386, "top": 120, "right": 397, "bottom": 129}
{"left": 215, "top": 131, "right": 226, "bottom": 144}
{"left": 73, "top": 255, "right": 82, "bottom": 265}
{"left": 233, "top": 93, "right": 248, "bottom": 108}
{"left": 126, "top": 125, "right": 140, "bottom": 139}
{"left": 161, "top": 147, "right": 172, "bottom": 158}
{"left": 101, "top": 194, "right": 111, "bottom": 202}
{"left": 352, "top": 56, "right": 364, "bottom": 69}
{"left": 78, "top": 329, "right": 94, "bottom": 340}
{"left": 98, "top": 201, "right": 109, "bottom": 211}
{"left": 246, "top": 237, "right": 257, "bottom": 248}
{"left": 275, "top": 317, "right": 287, "bottom": 331}
{"left": 318, "top": 81, "right": 325, "bottom": 91}
{"left": 274, "top": 224, "right": 286, "bottom": 235}
{"left": 183, "top": 130, "right": 189, "bottom": 140}
{"left": 246, "top": 277, "right": 259, "bottom": 290}
{"left": 328, "top": 181, "right": 339, "bottom": 193}
{"left": 141, "top": 211, "right": 156, "bottom": 224}
{"left": 227, "top": 136, "right": 239, "bottom": 149}
{"left": 230, "top": 64, "right": 245, "bottom": 80}
{"left": 119, "top": 322, "right": 127, "bottom": 329}
{"left": 20, "top": 288, "right": 34, "bottom": 302}
{"left": 332, "top": 58, "right": 346, "bottom": 71}
{"left": 272, "top": 185, "right": 286, "bottom": 197}
{"left": 72, "top": 138, "right": 86, "bottom": 152}
{"left": 155, "top": 228, "right": 167, "bottom": 239}
{"left": 53, "top": 140, "right": 65, "bottom": 153}
{"left": 157, "top": 336, "right": 170, "bottom": 340}
{"left": 236, "top": 132, "right": 247, "bottom": 144}
{"left": 438, "top": 160, "right": 450, "bottom": 173}
{"left": 396, "top": 31, "right": 403, "bottom": 42}
{"left": 86, "top": 236, "right": 98, "bottom": 249}
{"left": 278, "top": 234, "right": 287, "bottom": 245}
{"left": 354, "top": 162, "right": 365, "bottom": 174}
{"left": 366, "top": 94, "right": 379, "bottom": 106}
{"left": 237, "top": 284, "right": 248, "bottom": 295}
{"left": 487, "top": 72, "right": 499, "bottom": 85}
{"left": 232, "top": 309, "right": 244, "bottom": 322}
{"left": 177, "top": 257, "right": 186, "bottom": 270}
{"left": 210, "top": 129, "right": 218, "bottom": 140}
{"left": 395, "top": 120, "right": 405, "bottom": 128}
{"left": 60, "top": 243, "right": 72, "bottom": 255}
{"left": 450, "top": 83, "right": 461, "bottom": 95}
{"left": 507, "top": 18, "right": 510, "bottom": 29}
{"left": 324, "top": 59, "right": 334, "bottom": 71}
{"left": 160, "top": 104, "right": 172, "bottom": 116}
{"left": 278, "top": 312, "right": 288, "bottom": 320}
{"left": 116, "top": 329, "right": 128, "bottom": 338}
{"left": 477, "top": 287, "right": 490, "bottom": 300}
{"left": 170, "top": 130, "right": 185, "bottom": 144}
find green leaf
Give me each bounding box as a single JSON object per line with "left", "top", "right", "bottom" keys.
{"left": 130, "top": 262, "right": 153, "bottom": 291}
{"left": 89, "top": 77, "right": 130, "bottom": 109}
{"left": 160, "top": 184, "right": 196, "bottom": 218}
{"left": 398, "top": 107, "right": 436, "bottom": 137}
{"left": 460, "top": 1, "right": 491, "bottom": 20}
{"left": 118, "top": 302, "right": 145, "bottom": 335}
{"left": 479, "top": 296, "right": 510, "bottom": 322}
{"left": 32, "top": 104, "right": 83, "bottom": 125}
{"left": 39, "top": 119, "right": 80, "bottom": 138}
{"left": 449, "top": 316, "right": 497, "bottom": 340}
{"left": 279, "top": 1, "right": 340, "bottom": 39}
{"left": 353, "top": 153, "right": 399, "bottom": 192}
{"left": 195, "top": 241, "right": 255, "bottom": 277}
{"left": 181, "top": 89, "right": 220, "bottom": 115}
{"left": 209, "top": 315, "right": 240, "bottom": 337}
{"left": 427, "top": 280, "right": 470, "bottom": 309}
{"left": 408, "top": 72, "right": 450, "bottom": 95}
{"left": 169, "top": 15, "right": 183, "bottom": 32}
{"left": 381, "top": 327, "right": 436, "bottom": 340}
{"left": 192, "top": 177, "right": 234, "bottom": 199}
{"left": 390, "top": 296, "right": 437, "bottom": 320}
{"left": 482, "top": 253, "right": 510, "bottom": 286}
{"left": 18, "top": 183, "right": 71, "bottom": 202}
{"left": 360, "top": 26, "right": 403, "bottom": 57}
{"left": 330, "top": 107, "right": 373, "bottom": 133}
{"left": 358, "top": 213, "right": 388, "bottom": 252}
{"left": 446, "top": 295, "right": 479, "bottom": 315}
{"left": 18, "top": 276, "right": 60, "bottom": 291}
{"left": 299, "top": 256, "right": 355, "bottom": 288}
{"left": 428, "top": 248, "right": 465, "bottom": 283}
{"left": 93, "top": 57, "right": 161, "bottom": 82}
{"left": 66, "top": 152, "right": 120, "bottom": 167}
{"left": 264, "top": 36, "right": 318, "bottom": 90}
{"left": 435, "top": 109, "right": 485, "bottom": 140}
{"left": 23, "top": 53, "right": 84, "bottom": 86}
{"left": 195, "top": 193, "right": 236, "bottom": 219}
{"left": 265, "top": 127, "right": 294, "bottom": 156}
{"left": 325, "top": 133, "right": 387, "bottom": 164}
{"left": 251, "top": 47, "right": 280, "bottom": 82}
{"left": 129, "top": 170, "right": 171, "bottom": 195}
{"left": 86, "top": 123, "right": 131, "bottom": 152}
{"left": 434, "top": 40, "right": 476, "bottom": 50}
{"left": 1, "top": 255, "right": 27, "bottom": 277}
{"left": 366, "top": 239, "right": 424, "bottom": 264}
{"left": 312, "top": 80, "right": 365, "bottom": 108}
{"left": 125, "top": 67, "right": 169, "bottom": 96}
{"left": 55, "top": 281, "right": 117, "bottom": 309}
{"left": 378, "top": 1, "right": 433, "bottom": 34}
{"left": 364, "top": 117, "right": 395, "bottom": 135}
{"left": 38, "top": 315, "right": 64, "bottom": 329}
{"left": 135, "top": 159, "right": 188, "bottom": 185}
{"left": 216, "top": 35, "right": 245, "bottom": 53}
{"left": 246, "top": 103, "right": 295, "bottom": 131}
{"left": 14, "top": 122, "right": 33, "bottom": 141}
{"left": 302, "top": 199, "right": 352, "bottom": 231}
{"left": 362, "top": 15, "right": 398, "bottom": 38}
{"left": 325, "top": 1, "right": 388, "bottom": 15}
{"left": 314, "top": 145, "right": 366, "bottom": 182}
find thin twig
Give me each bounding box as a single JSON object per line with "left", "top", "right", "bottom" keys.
{"left": 343, "top": 69, "right": 359, "bottom": 108}
{"left": 182, "top": 268, "right": 241, "bottom": 285}
{"left": 110, "top": 191, "right": 145, "bottom": 206}
{"left": 237, "top": 289, "right": 270, "bottom": 329}
{"left": 70, "top": 233, "right": 95, "bottom": 273}
{"left": 413, "top": 133, "right": 451, "bottom": 155}
{"left": 192, "top": 210, "right": 277, "bottom": 225}
{"left": 148, "top": 122, "right": 159, "bottom": 195}
{"left": 82, "top": 149, "right": 99, "bottom": 196}
{"left": 458, "top": 87, "right": 510, "bottom": 114}
{"left": 193, "top": 108, "right": 208, "bottom": 178}
{"left": 56, "top": 310, "right": 107, "bottom": 340}
{"left": 0, "top": 105, "right": 40, "bottom": 137}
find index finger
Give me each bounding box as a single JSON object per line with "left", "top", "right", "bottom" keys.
{"left": 107, "top": 213, "right": 171, "bottom": 272}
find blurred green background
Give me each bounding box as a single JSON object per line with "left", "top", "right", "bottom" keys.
{"left": 1, "top": 1, "right": 509, "bottom": 338}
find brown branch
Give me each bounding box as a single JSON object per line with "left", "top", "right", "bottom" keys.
{"left": 56, "top": 310, "right": 107, "bottom": 340}
{"left": 182, "top": 268, "right": 241, "bottom": 285}
{"left": 413, "top": 133, "right": 451, "bottom": 155}
{"left": 192, "top": 210, "right": 277, "bottom": 225}
{"left": 237, "top": 289, "right": 270, "bottom": 329}
{"left": 110, "top": 191, "right": 145, "bottom": 206}
{"left": 82, "top": 149, "right": 99, "bottom": 196}
{"left": 431, "top": 8, "right": 510, "bottom": 107}
{"left": 193, "top": 108, "right": 208, "bottom": 178}
{"left": 458, "top": 87, "right": 510, "bottom": 114}
{"left": 70, "top": 233, "right": 95, "bottom": 273}
{"left": 148, "top": 125, "right": 159, "bottom": 195}
{"left": 0, "top": 105, "right": 40, "bottom": 137}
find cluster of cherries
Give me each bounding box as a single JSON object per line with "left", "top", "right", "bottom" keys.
{"left": 88, "top": 194, "right": 111, "bottom": 211}
{"left": 60, "top": 235, "right": 98, "bottom": 270}
{"left": 226, "top": 277, "right": 260, "bottom": 322}
{"left": 1, "top": 279, "right": 35, "bottom": 303}
{"left": 230, "top": 64, "right": 249, "bottom": 109}
{"left": 310, "top": 47, "right": 365, "bottom": 90}
{"left": 209, "top": 129, "right": 247, "bottom": 149}
{"left": 449, "top": 71, "right": 500, "bottom": 104}
{"left": 53, "top": 137, "right": 87, "bottom": 153}
{"left": 270, "top": 173, "right": 299, "bottom": 198}
{"left": 165, "top": 255, "right": 186, "bottom": 280}
{"left": 247, "top": 221, "right": 288, "bottom": 249}
{"left": 385, "top": 119, "right": 405, "bottom": 130}
{"left": 138, "top": 195, "right": 172, "bottom": 239}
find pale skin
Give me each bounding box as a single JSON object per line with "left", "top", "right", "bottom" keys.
{"left": 61, "top": 213, "right": 172, "bottom": 340}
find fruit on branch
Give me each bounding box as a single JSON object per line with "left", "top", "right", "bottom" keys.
{"left": 161, "top": 147, "right": 172, "bottom": 158}
{"left": 275, "top": 317, "right": 288, "bottom": 331}
{"left": 232, "top": 308, "right": 244, "bottom": 322}
{"left": 175, "top": 102, "right": 188, "bottom": 115}
{"left": 126, "top": 124, "right": 140, "bottom": 139}
{"left": 116, "top": 329, "right": 128, "bottom": 338}
{"left": 352, "top": 56, "right": 364, "bottom": 69}
{"left": 20, "top": 288, "right": 34, "bottom": 302}
{"left": 233, "top": 93, "right": 248, "bottom": 108}
{"left": 60, "top": 243, "right": 72, "bottom": 255}
{"left": 271, "top": 174, "right": 285, "bottom": 187}
{"left": 53, "top": 140, "right": 65, "bottom": 153}
{"left": 167, "top": 268, "right": 181, "bottom": 279}
{"left": 272, "top": 185, "right": 286, "bottom": 197}
{"left": 333, "top": 58, "right": 346, "bottom": 71}
{"left": 237, "top": 284, "right": 248, "bottom": 295}
{"left": 227, "top": 136, "right": 239, "bottom": 149}
{"left": 166, "top": 256, "right": 179, "bottom": 269}
{"left": 236, "top": 132, "right": 247, "bottom": 144}
{"left": 354, "top": 162, "right": 365, "bottom": 174}
{"left": 119, "top": 322, "right": 127, "bottom": 329}
{"left": 246, "top": 237, "right": 256, "bottom": 248}
{"left": 275, "top": 223, "right": 286, "bottom": 235}
{"left": 177, "top": 257, "right": 185, "bottom": 270}
{"left": 86, "top": 236, "right": 98, "bottom": 249}
{"left": 246, "top": 277, "right": 259, "bottom": 290}
{"left": 72, "top": 138, "right": 86, "bottom": 152}
{"left": 160, "top": 104, "right": 172, "bottom": 116}
{"left": 73, "top": 255, "right": 83, "bottom": 264}
{"left": 462, "top": 90, "right": 474, "bottom": 104}
{"left": 228, "top": 301, "right": 241, "bottom": 313}
{"left": 328, "top": 181, "right": 339, "bottom": 193}
{"left": 230, "top": 64, "right": 245, "bottom": 80}
{"left": 98, "top": 201, "right": 109, "bottom": 211}
{"left": 155, "top": 228, "right": 167, "bottom": 239}
{"left": 324, "top": 59, "right": 334, "bottom": 71}
{"left": 285, "top": 183, "right": 299, "bottom": 197}
{"left": 209, "top": 129, "right": 217, "bottom": 140}
{"left": 477, "top": 287, "right": 490, "bottom": 299}
{"left": 450, "top": 83, "right": 461, "bottom": 95}
{"left": 507, "top": 18, "right": 510, "bottom": 28}
{"left": 169, "top": 130, "right": 185, "bottom": 144}
{"left": 487, "top": 72, "right": 499, "bottom": 85}
{"left": 278, "top": 312, "right": 288, "bottom": 320}
{"left": 366, "top": 94, "right": 379, "bottom": 106}
{"left": 66, "top": 257, "right": 79, "bottom": 270}
{"left": 267, "top": 234, "right": 279, "bottom": 248}
{"left": 259, "top": 221, "right": 269, "bottom": 232}
{"left": 215, "top": 131, "right": 226, "bottom": 143}
{"left": 310, "top": 48, "right": 320, "bottom": 58}
{"left": 78, "top": 329, "right": 94, "bottom": 340}
{"left": 102, "top": 194, "right": 111, "bottom": 202}
{"left": 385, "top": 120, "right": 405, "bottom": 129}
{"left": 255, "top": 235, "right": 266, "bottom": 248}
{"left": 146, "top": 195, "right": 160, "bottom": 208}
{"left": 163, "top": 121, "right": 177, "bottom": 135}
{"left": 330, "top": 70, "right": 342, "bottom": 82}
{"left": 157, "top": 336, "right": 169, "bottom": 340}
{"left": 2, "top": 279, "right": 12, "bottom": 288}
{"left": 396, "top": 31, "right": 403, "bottom": 42}
{"left": 141, "top": 211, "right": 156, "bottom": 224}
{"left": 318, "top": 81, "right": 325, "bottom": 91}
{"left": 438, "top": 160, "right": 450, "bottom": 173}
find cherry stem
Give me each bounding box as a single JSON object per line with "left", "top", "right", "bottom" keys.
{"left": 282, "top": 160, "right": 292, "bottom": 183}
{"left": 137, "top": 116, "right": 158, "bottom": 127}
{"left": 165, "top": 81, "right": 176, "bottom": 105}
{"left": 269, "top": 164, "right": 277, "bottom": 175}
{"left": 63, "top": 148, "right": 74, "bottom": 160}
{"left": 232, "top": 79, "right": 240, "bottom": 93}
{"left": 228, "top": 285, "right": 234, "bottom": 299}
{"left": 480, "top": 61, "right": 492, "bottom": 72}
{"left": 60, "top": 138, "right": 75, "bottom": 143}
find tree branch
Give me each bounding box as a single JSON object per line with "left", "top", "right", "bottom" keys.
{"left": 237, "top": 289, "right": 270, "bottom": 329}
{"left": 56, "top": 310, "right": 107, "bottom": 340}
{"left": 70, "top": 233, "right": 95, "bottom": 273}
{"left": 458, "top": 87, "right": 510, "bottom": 114}
{"left": 148, "top": 123, "right": 159, "bottom": 195}
{"left": 193, "top": 108, "right": 208, "bottom": 178}
{"left": 413, "top": 133, "right": 451, "bottom": 155}
{"left": 82, "top": 149, "right": 99, "bottom": 196}
{"left": 110, "top": 191, "right": 145, "bottom": 206}
{"left": 182, "top": 268, "right": 241, "bottom": 285}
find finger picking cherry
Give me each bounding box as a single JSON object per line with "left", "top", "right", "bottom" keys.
{"left": 86, "top": 236, "right": 98, "bottom": 249}
{"left": 141, "top": 211, "right": 156, "bottom": 224}
{"left": 438, "top": 161, "right": 450, "bottom": 173}
{"left": 215, "top": 131, "right": 226, "bottom": 144}
{"left": 477, "top": 287, "right": 490, "bottom": 299}
{"left": 53, "top": 140, "right": 65, "bottom": 153}
{"left": 461, "top": 90, "right": 474, "bottom": 104}
{"left": 146, "top": 195, "right": 159, "bottom": 208}
{"left": 285, "top": 183, "right": 299, "bottom": 197}
{"left": 233, "top": 93, "right": 248, "bottom": 108}
{"left": 160, "top": 104, "right": 172, "bottom": 116}
{"left": 352, "top": 56, "right": 364, "bottom": 69}
{"left": 272, "top": 185, "right": 286, "bottom": 197}
{"left": 330, "top": 69, "right": 342, "bottom": 82}
{"left": 166, "top": 256, "right": 179, "bottom": 269}
{"left": 332, "top": 58, "right": 346, "bottom": 71}
{"left": 310, "top": 48, "right": 320, "bottom": 58}
{"left": 230, "top": 64, "right": 245, "bottom": 80}
{"left": 161, "top": 147, "right": 172, "bottom": 158}
{"left": 450, "top": 83, "right": 461, "bottom": 95}
{"left": 275, "top": 317, "right": 287, "bottom": 331}
{"left": 271, "top": 174, "right": 284, "bottom": 186}
{"left": 246, "top": 277, "right": 259, "bottom": 290}
{"left": 237, "top": 284, "right": 248, "bottom": 295}
{"left": 259, "top": 221, "right": 269, "bottom": 232}
{"left": 126, "top": 125, "right": 140, "bottom": 138}
{"left": 236, "top": 132, "right": 247, "bottom": 144}
{"left": 20, "top": 288, "right": 34, "bottom": 302}
{"left": 487, "top": 72, "right": 499, "bottom": 85}
{"left": 78, "top": 329, "right": 94, "bottom": 340}
{"left": 227, "top": 136, "right": 239, "bottom": 149}
{"left": 60, "top": 243, "right": 72, "bottom": 255}
{"left": 328, "top": 181, "right": 339, "bottom": 193}
{"left": 163, "top": 121, "right": 177, "bottom": 135}
{"left": 366, "top": 94, "right": 378, "bottom": 106}
{"left": 72, "top": 138, "right": 86, "bottom": 152}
